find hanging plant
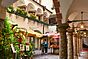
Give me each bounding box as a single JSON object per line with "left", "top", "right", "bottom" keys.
{"left": 7, "top": 6, "right": 14, "bottom": 13}
{"left": 6, "top": 6, "right": 49, "bottom": 26}
{"left": 30, "top": 14, "right": 36, "bottom": 19}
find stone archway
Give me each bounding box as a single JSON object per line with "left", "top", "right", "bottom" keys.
{"left": 27, "top": 3, "right": 36, "bottom": 12}
{"left": 36, "top": 8, "right": 42, "bottom": 15}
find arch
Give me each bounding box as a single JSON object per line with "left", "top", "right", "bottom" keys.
{"left": 36, "top": 8, "right": 42, "bottom": 15}
{"left": 68, "top": 11, "right": 79, "bottom": 21}
{"left": 43, "top": 12, "right": 48, "bottom": 18}
{"left": 27, "top": 3, "right": 35, "bottom": 11}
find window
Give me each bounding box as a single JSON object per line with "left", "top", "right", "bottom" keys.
{"left": 38, "top": 15, "right": 41, "bottom": 21}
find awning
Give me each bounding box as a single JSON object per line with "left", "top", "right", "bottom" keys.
{"left": 33, "top": 32, "right": 43, "bottom": 38}
{"left": 27, "top": 29, "right": 43, "bottom": 37}
{"left": 43, "top": 33, "right": 60, "bottom": 36}
{"left": 53, "top": 35, "right": 59, "bottom": 39}
{"left": 27, "top": 29, "right": 36, "bottom": 37}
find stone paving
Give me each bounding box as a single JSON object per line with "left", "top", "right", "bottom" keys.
{"left": 33, "top": 49, "right": 88, "bottom": 59}
{"left": 33, "top": 49, "right": 59, "bottom": 59}
{"left": 33, "top": 54, "right": 59, "bottom": 59}
{"left": 33, "top": 49, "right": 52, "bottom": 55}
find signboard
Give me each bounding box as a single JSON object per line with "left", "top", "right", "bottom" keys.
{"left": 26, "top": 45, "right": 29, "bottom": 51}
{"left": 10, "top": 44, "right": 16, "bottom": 53}
{"left": 20, "top": 44, "right": 25, "bottom": 51}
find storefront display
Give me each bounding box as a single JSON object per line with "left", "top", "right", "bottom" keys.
{"left": 50, "top": 35, "right": 59, "bottom": 54}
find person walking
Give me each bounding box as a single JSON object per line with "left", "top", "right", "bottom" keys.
{"left": 43, "top": 39, "right": 48, "bottom": 54}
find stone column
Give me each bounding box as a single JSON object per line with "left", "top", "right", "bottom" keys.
{"left": 79, "top": 36, "right": 83, "bottom": 52}
{"left": 67, "top": 29, "right": 74, "bottom": 59}
{"left": 73, "top": 33, "right": 78, "bottom": 59}
{"left": 58, "top": 23, "right": 69, "bottom": 59}
{"left": 77, "top": 32, "right": 80, "bottom": 56}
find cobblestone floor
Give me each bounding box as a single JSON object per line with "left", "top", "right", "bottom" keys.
{"left": 33, "top": 54, "right": 59, "bottom": 59}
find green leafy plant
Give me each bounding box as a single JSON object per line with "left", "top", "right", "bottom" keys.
{"left": 0, "top": 17, "right": 35, "bottom": 59}
{"left": 7, "top": 6, "right": 14, "bottom": 13}
{"left": 1, "top": 17, "right": 14, "bottom": 59}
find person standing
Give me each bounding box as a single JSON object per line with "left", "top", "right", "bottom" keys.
{"left": 41, "top": 41, "right": 44, "bottom": 54}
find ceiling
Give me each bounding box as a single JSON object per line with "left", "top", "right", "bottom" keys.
{"left": 59, "top": 0, "right": 88, "bottom": 28}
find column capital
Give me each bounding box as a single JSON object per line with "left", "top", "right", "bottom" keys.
{"left": 57, "top": 23, "right": 69, "bottom": 32}
{"left": 73, "top": 33, "right": 77, "bottom": 37}
{"left": 67, "top": 28, "right": 73, "bottom": 33}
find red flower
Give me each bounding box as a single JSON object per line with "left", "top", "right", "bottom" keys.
{"left": 18, "top": 38, "right": 22, "bottom": 43}
{"left": 26, "top": 43, "right": 29, "bottom": 45}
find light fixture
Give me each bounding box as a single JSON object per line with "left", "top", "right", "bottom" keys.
{"left": 80, "top": 11, "right": 85, "bottom": 29}
{"left": 80, "top": 22, "right": 84, "bottom": 29}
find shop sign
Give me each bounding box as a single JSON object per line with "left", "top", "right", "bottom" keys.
{"left": 10, "top": 44, "right": 16, "bottom": 53}
{"left": 26, "top": 45, "right": 29, "bottom": 51}
{"left": 20, "top": 44, "right": 25, "bottom": 51}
